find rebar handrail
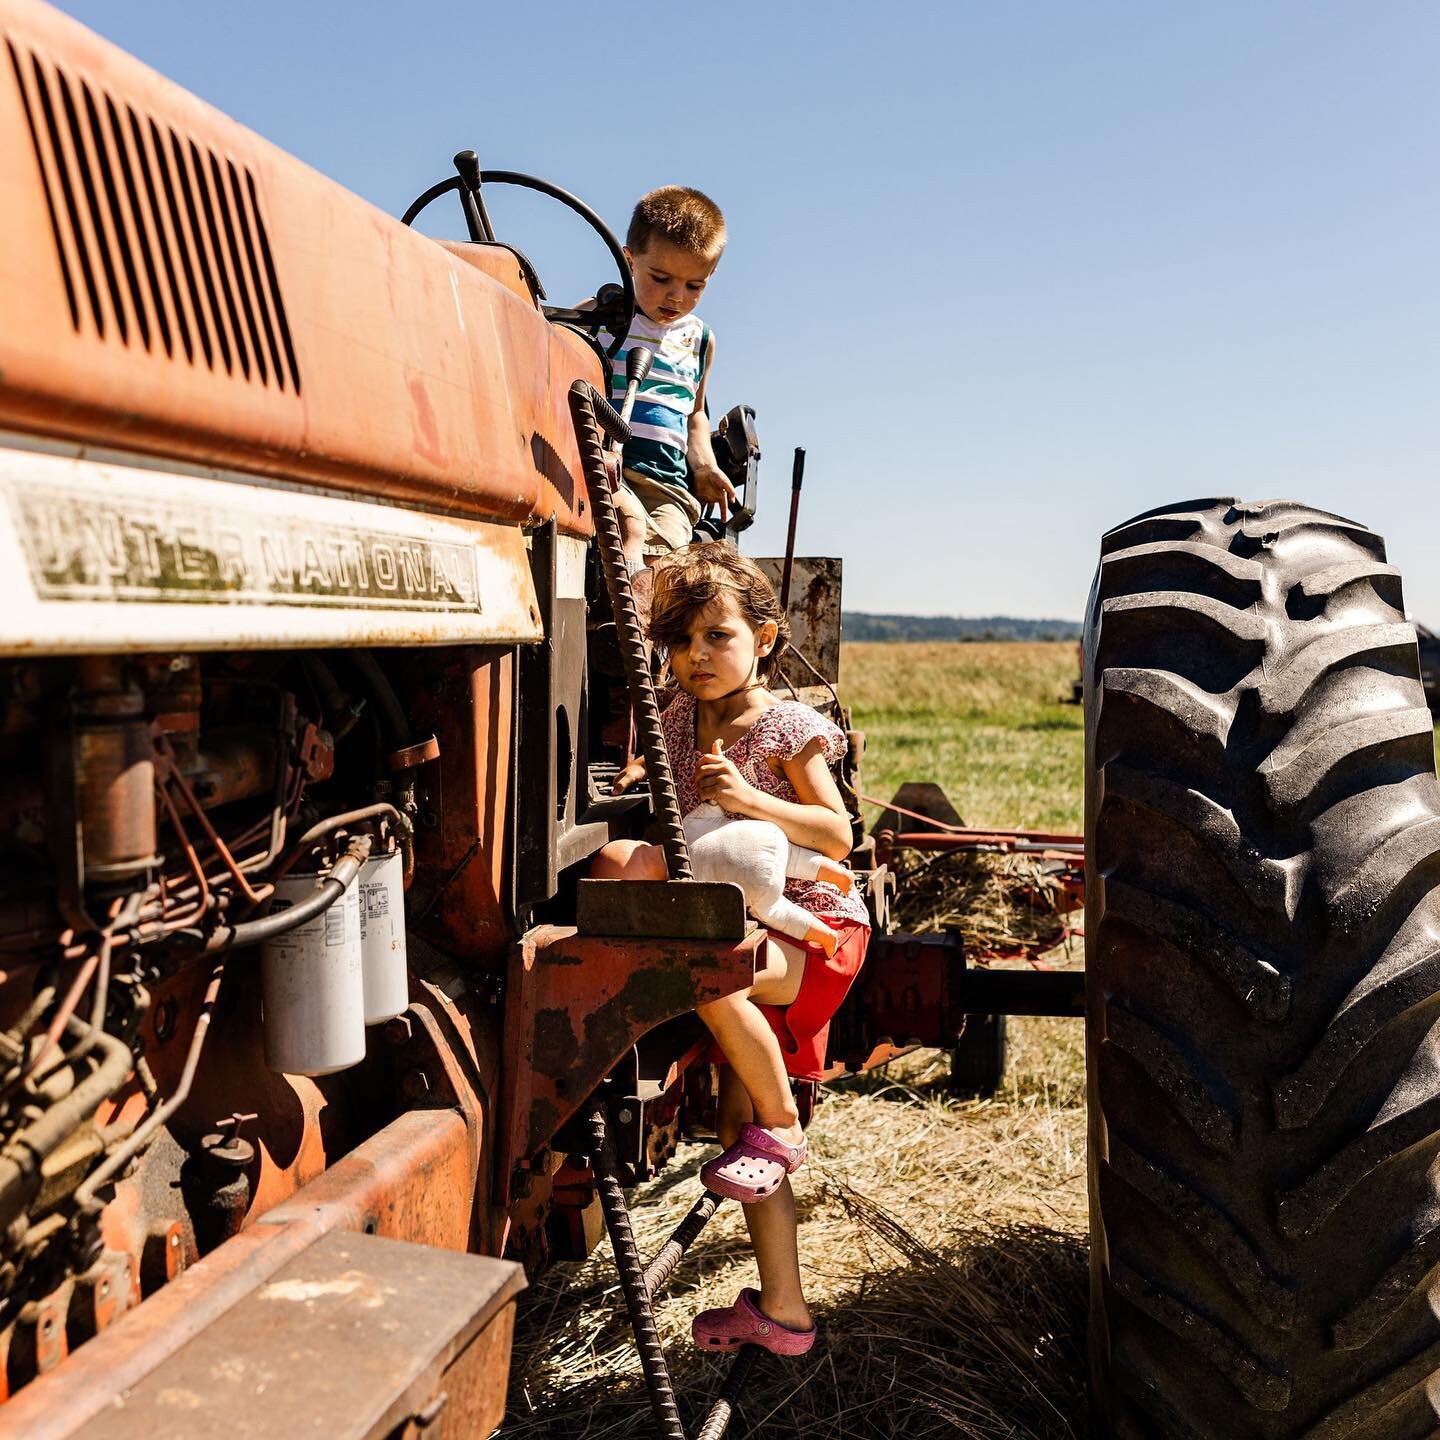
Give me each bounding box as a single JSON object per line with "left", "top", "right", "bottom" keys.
{"left": 569, "top": 381, "right": 692, "bottom": 880}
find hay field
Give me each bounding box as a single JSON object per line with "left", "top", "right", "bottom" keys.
{"left": 501, "top": 641, "right": 1090, "bottom": 1440}
{"left": 844, "top": 641, "right": 1083, "bottom": 832}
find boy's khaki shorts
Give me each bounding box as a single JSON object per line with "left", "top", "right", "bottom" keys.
{"left": 623, "top": 469, "right": 702, "bottom": 558}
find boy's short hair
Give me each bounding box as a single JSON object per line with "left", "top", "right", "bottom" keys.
{"left": 626, "top": 187, "right": 727, "bottom": 261}
{"left": 649, "top": 542, "right": 788, "bottom": 680}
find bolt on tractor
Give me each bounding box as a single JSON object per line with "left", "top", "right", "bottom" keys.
{"left": 0, "top": 4, "right": 1438, "bottom": 1438}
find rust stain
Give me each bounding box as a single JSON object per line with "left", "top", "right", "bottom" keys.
{"left": 407, "top": 376, "right": 446, "bottom": 469}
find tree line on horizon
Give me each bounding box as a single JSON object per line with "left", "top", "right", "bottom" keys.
{"left": 842, "top": 613, "right": 1082, "bottom": 642}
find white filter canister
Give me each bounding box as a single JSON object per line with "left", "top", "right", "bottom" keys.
{"left": 358, "top": 849, "right": 408, "bottom": 1024}
{"left": 261, "top": 872, "right": 365, "bottom": 1076}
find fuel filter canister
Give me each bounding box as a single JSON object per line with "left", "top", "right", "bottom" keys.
{"left": 358, "top": 848, "right": 408, "bottom": 1024}
{"left": 261, "top": 871, "right": 365, "bottom": 1076}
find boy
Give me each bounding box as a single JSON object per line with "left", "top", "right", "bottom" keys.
{"left": 599, "top": 186, "right": 738, "bottom": 571}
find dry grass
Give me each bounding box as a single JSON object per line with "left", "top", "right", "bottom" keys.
{"left": 499, "top": 642, "right": 1090, "bottom": 1439}
{"left": 504, "top": 1027, "right": 1088, "bottom": 1440}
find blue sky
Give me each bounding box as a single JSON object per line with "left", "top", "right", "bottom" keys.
{"left": 56, "top": 2, "right": 1439, "bottom": 622}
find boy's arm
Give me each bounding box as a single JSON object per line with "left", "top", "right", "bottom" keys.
{"left": 610, "top": 753, "right": 645, "bottom": 794}
{"left": 687, "top": 335, "right": 739, "bottom": 507}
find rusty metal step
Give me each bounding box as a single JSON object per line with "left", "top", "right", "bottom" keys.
{"left": 76, "top": 1228, "right": 523, "bottom": 1439}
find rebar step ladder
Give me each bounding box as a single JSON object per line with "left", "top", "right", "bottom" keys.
{"left": 589, "top": 1104, "right": 760, "bottom": 1440}
{"left": 571, "top": 368, "right": 765, "bottom": 1438}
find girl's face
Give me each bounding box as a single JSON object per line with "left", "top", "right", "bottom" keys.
{"left": 667, "top": 592, "right": 776, "bottom": 701}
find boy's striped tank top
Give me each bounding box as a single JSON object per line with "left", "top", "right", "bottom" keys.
{"left": 600, "top": 311, "right": 710, "bottom": 491}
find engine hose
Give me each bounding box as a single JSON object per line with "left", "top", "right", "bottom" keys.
{"left": 569, "top": 382, "right": 692, "bottom": 881}
{"left": 272, "top": 803, "right": 407, "bottom": 885}
{"left": 0, "top": 1016, "right": 131, "bottom": 1234}
{"left": 588, "top": 1105, "right": 687, "bottom": 1440}
{"left": 74, "top": 958, "right": 225, "bottom": 1217}
{"left": 199, "top": 834, "right": 372, "bottom": 954}
{"left": 349, "top": 649, "right": 412, "bottom": 746}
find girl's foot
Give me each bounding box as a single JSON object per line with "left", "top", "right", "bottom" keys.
{"left": 701, "top": 1122, "right": 806, "bottom": 1203}
{"left": 814, "top": 858, "right": 855, "bottom": 894}
{"left": 692, "top": 1288, "right": 816, "bottom": 1356}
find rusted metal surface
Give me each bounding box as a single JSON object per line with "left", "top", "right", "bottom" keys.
{"left": 754, "top": 556, "right": 842, "bottom": 684}
{"left": 0, "top": 444, "right": 544, "bottom": 654}
{"left": 71, "top": 1229, "right": 522, "bottom": 1440}
{"left": 257, "top": 1108, "right": 476, "bottom": 1252}
{"left": 498, "top": 925, "right": 764, "bottom": 1204}
{"left": 409, "top": 648, "right": 516, "bottom": 965}
{"left": 828, "top": 930, "right": 969, "bottom": 1069}
{"left": 575, "top": 878, "right": 748, "bottom": 940}
{"left": 184, "top": 729, "right": 279, "bottom": 807}
{"left": 0, "top": 1106, "right": 483, "bottom": 1439}
{"left": 394, "top": 1299, "right": 516, "bottom": 1440}
{"left": 72, "top": 683, "right": 157, "bottom": 882}
{"left": 387, "top": 733, "right": 441, "bottom": 771}
{"left": 164, "top": 959, "right": 347, "bottom": 1217}
{"left": 0, "top": 0, "right": 600, "bottom": 537}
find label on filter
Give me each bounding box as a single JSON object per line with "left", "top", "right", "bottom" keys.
{"left": 323, "top": 904, "right": 349, "bottom": 947}
{"left": 359, "top": 881, "right": 390, "bottom": 939}
{"left": 262, "top": 879, "right": 360, "bottom": 962}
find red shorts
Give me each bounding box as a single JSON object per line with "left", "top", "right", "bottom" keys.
{"left": 708, "top": 919, "right": 870, "bottom": 1081}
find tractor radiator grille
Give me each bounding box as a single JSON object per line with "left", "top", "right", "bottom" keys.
{"left": 6, "top": 37, "right": 301, "bottom": 393}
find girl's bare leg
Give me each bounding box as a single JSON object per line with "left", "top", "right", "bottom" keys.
{"left": 813, "top": 857, "right": 854, "bottom": 894}
{"left": 592, "top": 839, "right": 667, "bottom": 880}
{"left": 716, "top": 1066, "right": 813, "bottom": 1332}
{"left": 696, "top": 937, "right": 807, "bottom": 1146}
{"left": 612, "top": 485, "right": 648, "bottom": 573}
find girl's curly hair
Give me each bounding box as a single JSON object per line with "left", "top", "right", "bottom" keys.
{"left": 648, "top": 542, "right": 789, "bottom": 680}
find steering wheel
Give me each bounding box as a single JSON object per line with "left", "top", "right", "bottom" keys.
{"left": 402, "top": 153, "right": 635, "bottom": 357}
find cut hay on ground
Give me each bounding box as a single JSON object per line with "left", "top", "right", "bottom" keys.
{"left": 500, "top": 1023, "right": 1089, "bottom": 1440}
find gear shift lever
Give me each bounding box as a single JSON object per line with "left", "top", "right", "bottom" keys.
{"left": 619, "top": 346, "right": 653, "bottom": 428}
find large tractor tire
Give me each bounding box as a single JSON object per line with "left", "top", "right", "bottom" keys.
{"left": 1084, "top": 499, "right": 1440, "bottom": 1439}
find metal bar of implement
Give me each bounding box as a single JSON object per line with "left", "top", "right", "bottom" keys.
{"left": 963, "top": 967, "right": 1085, "bottom": 1017}
{"left": 779, "top": 447, "right": 805, "bottom": 612}
{"left": 893, "top": 829, "right": 1084, "bottom": 855}
{"left": 569, "top": 383, "right": 692, "bottom": 879}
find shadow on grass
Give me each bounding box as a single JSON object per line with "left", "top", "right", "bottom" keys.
{"left": 500, "top": 1218, "right": 1090, "bottom": 1440}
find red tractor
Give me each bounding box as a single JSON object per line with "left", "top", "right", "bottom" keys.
{"left": 0, "top": 4, "right": 1012, "bottom": 1434}
{"left": 0, "top": 6, "right": 1436, "bottom": 1439}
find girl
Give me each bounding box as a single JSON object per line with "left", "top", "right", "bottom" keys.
{"left": 594, "top": 543, "right": 870, "bottom": 1356}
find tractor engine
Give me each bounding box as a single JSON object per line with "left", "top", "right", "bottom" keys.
{"left": 0, "top": 644, "right": 424, "bottom": 1385}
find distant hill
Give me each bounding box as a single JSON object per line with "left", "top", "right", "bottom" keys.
{"left": 843, "top": 613, "right": 1081, "bottom": 642}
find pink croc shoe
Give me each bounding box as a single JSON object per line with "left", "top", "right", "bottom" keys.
{"left": 692, "top": 1288, "right": 816, "bottom": 1356}
{"left": 700, "top": 1123, "right": 805, "bottom": 1203}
